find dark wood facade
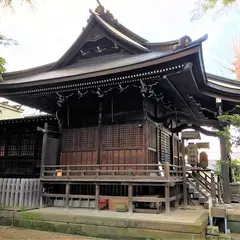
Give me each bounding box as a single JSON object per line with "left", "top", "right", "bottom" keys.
{"left": 0, "top": 116, "right": 57, "bottom": 178}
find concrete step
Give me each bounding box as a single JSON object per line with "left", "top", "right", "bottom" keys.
{"left": 204, "top": 201, "right": 209, "bottom": 209}
{"left": 199, "top": 197, "right": 207, "bottom": 204}
{"left": 193, "top": 192, "right": 200, "bottom": 199}
{"left": 188, "top": 187, "right": 195, "bottom": 194}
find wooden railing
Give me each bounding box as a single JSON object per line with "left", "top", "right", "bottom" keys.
{"left": 186, "top": 167, "right": 223, "bottom": 203}
{"left": 41, "top": 163, "right": 183, "bottom": 182}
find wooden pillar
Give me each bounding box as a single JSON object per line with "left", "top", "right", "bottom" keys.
{"left": 211, "top": 173, "right": 216, "bottom": 205}
{"left": 181, "top": 139, "right": 188, "bottom": 209}
{"left": 171, "top": 135, "right": 175, "bottom": 165}
{"left": 97, "top": 101, "right": 103, "bottom": 165}
{"left": 165, "top": 184, "right": 170, "bottom": 214}
{"left": 2, "top": 128, "right": 9, "bottom": 177}
{"left": 175, "top": 184, "right": 179, "bottom": 209}
{"left": 40, "top": 123, "right": 48, "bottom": 177}
{"left": 65, "top": 182, "right": 70, "bottom": 208}
{"left": 143, "top": 99, "right": 148, "bottom": 168}
{"left": 39, "top": 181, "right": 43, "bottom": 208}
{"left": 164, "top": 161, "right": 170, "bottom": 180}
{"left": 219, "top": 135, "right": 231, "bottom": 204}
{"left": 128, "top": 183, "right": 133, "bottom": 213}
{"left": 95, "top": 183, "right": 100, "bottom": 210}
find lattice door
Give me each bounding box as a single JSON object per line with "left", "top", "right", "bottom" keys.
{"left": 160, "top": 131, "right": 171, "bottom": 163}
{"left": 102, "top": 124, "right": 143, "bottom": 150}
{"left": 62, "top": 127, "right": 99, "bottom": 151}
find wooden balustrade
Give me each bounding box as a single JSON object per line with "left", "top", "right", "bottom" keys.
{"left": 41, "top": 163, "right": 183, "bottom": 182}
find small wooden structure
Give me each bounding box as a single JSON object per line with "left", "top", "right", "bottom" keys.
{"left": 0, "top": 2, "right": 240, "bottom": 212}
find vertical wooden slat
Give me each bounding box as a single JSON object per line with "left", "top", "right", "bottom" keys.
{"left": 1, "top": 178, "right": 7, "bottom": 206}
{"left": 9, "top": 178, "right": 16, "bottom": 207}
{"left": 108, "top": 151, "right": 113, "bottom": 171}
{"left": 19, "top": 179, "right": 25, "bottom": 208}
{"left": 119, "top": 150, "right": 124, "bottom": 172}
{"left": 37, "top": 179, "right": 41, "bottom": 207}
{"left": 32, "top": 179, "right": 37, "bottom": 206}
{"left": 24, "top": 179, "right": 29, "bottom": 207}
{"left": 0, "top": 178, "right": 3, "bottom": 205}
{"left": 114, "top": 151, "right": 118, "bottom": 172}
{"left": 14, "top": 178, "right": 20, "bottom": 207}
{"left": 125, "top": 150, "right": 130, "bottom": 172}
{"left": 5, "top": 178, "right": 11, "bottom": 206}
{"left": 29, "top": 179, "right": 33, "bottom": 206}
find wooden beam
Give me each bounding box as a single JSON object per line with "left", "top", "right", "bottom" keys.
{"left": 172, "top": 124, "right": 218, "bottom": 136}
{"left": 132, "top": 197, "right": 165, "bottom": 202}
{"left": 158, "top": 112, "right": 220, "bottom": 128}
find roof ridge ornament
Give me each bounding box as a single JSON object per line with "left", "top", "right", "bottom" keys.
{"left": 173, "top": 35, "right": 192, "bottom": 51}
{"left": 95, "top": 0, "right": 105, "bottom": 14}
{"left": 90, "top": 0, "right": 118, "bottom": 25}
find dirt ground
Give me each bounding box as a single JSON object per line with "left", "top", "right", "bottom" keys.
{"left": 0, "top": 226, "right": 107, "bottom": 240}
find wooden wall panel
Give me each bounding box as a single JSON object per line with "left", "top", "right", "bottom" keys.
{"left": 60, "top": 151, "right": 97, "bottom": 165}
{"left": 60, "top": 123, "right": 145, "bottom": 168}
{"left": 100, "top": 149, "right": 144, "bottom": 171}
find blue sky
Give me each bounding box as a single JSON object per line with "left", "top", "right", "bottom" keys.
{"left": 0, "top": 0, "right": 240, "bottom": 79}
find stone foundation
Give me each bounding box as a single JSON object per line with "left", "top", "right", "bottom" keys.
{"left": 0, "top": 208, "right": 208, "bottom": 240}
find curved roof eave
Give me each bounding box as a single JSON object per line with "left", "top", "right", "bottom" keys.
{"left": 0, "top": 43, "right": 203, "bottom": 89}
{"left": 2, "top": 62, "right": 54, "bottom": 79}
{"left": 201, "top": 73, "right": 240, "bottom": 102}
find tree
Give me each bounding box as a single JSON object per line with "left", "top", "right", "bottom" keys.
{"left": 228, "top": 35, "right": 240, "bottom": 80}
{"left": 0, "top": 0, "right": 33, "bottom": 76}
{"left": 215, "top": 158, "right": 240, "bottom": 181}
{"left": 192, "top": 0, "right": 238, "bottom": 20}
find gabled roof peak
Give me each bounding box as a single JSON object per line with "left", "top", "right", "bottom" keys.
{"left": 89, "top": 1, "right": 148, "bottom": 44}
{"left": 89, "top": 0, "right": 118, "bottom": 26}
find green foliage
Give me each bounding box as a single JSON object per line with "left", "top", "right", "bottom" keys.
{"left": 192, "top": 0, "right": 237, "bottom": 20}
{"left": 0, "top": 0, "right": 33, "bottom": 9}
{"left": 215, "top": 158, "right": 240, "bottom": 182}
{"left": 0, "top": 0, "right": 33, "bottom": 75}
{"left": 218, "top": 113, "right": 240, "bottom": 148}
{"left": 0, "top": 57, "right": 6, "bottom": 74}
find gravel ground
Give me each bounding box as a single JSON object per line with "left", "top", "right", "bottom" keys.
{"left": 0, "top": 226, "right": 107, "bottom": 240}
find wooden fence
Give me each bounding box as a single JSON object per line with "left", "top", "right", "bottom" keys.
{"left": 0, "top": 178, "right": 40, "bottom": 208}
